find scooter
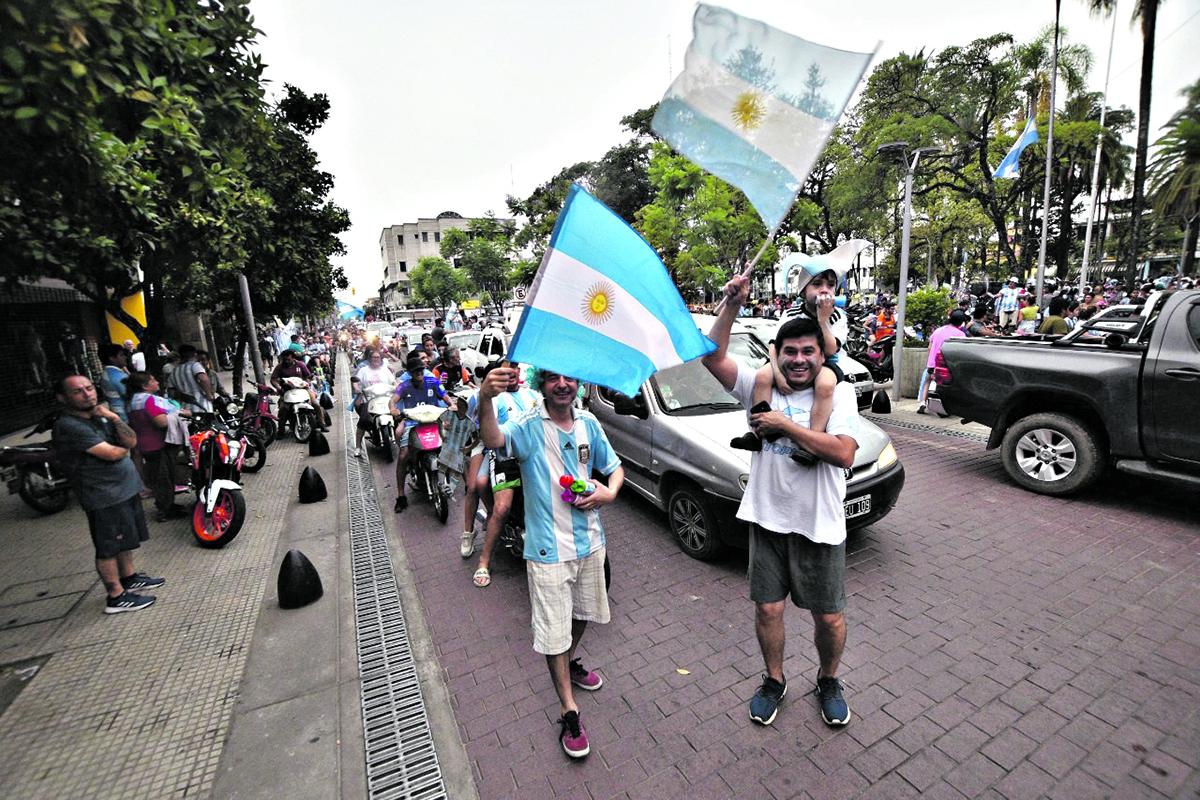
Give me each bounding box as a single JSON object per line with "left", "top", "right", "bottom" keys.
{"left": 362, "top": 383, "right": 396, "bottom": 462}
{"left": 865, "top": 334, "right": 895, "bottom": 381}
{"left": 0, "top": 412, "right": 70, "bottom": 514}
{"left": 278, "top": 376, "right": 316, "bottom": 443}
{"left": 402, "top": 403, "right": 451, "bottom": 523}
{"left": 236, "top": 384, "right": 279, "bottom": 446}
{"left": 187, "top": 413, "right": 251, "bottom": 548}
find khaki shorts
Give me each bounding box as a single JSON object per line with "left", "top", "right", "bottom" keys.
{"left": 526, "top": 547, "right": 609, "bottom": 655}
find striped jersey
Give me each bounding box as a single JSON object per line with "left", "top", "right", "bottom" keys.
{"left": 501, "top": 405, "right": 620, "bottom": 564}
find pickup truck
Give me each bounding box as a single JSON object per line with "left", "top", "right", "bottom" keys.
{"left": 932, "top": 290, "right": 1200, "bottom": 496}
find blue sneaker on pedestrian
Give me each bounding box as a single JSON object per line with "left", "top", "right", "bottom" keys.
{"left": 104, "top": 591, "right": 156, "bottom": 615}
{"left": 121, "top": 573, "right": 166, "bottom": 591}
{"left": 815, "top": 675, "right": 851, "bottom": 726}
{"left": 749, "top": 674, "right": 787, "bottom": 725}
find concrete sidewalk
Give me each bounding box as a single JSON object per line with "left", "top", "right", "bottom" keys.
{"left": 0, "top": 367, "right": 360, "bottom": 798}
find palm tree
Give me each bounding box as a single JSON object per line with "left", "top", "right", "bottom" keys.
{"left": 1148, "top": 81, "right": 1200, "bottom": 274}
{"left": 1085, "top": 0, "right": 1162, "bottom": 282}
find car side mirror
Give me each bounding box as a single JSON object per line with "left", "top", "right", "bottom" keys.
{"left": 1103, "top": 332, "right": 1127, "bottom": 349}
{"left": 612, "top": 392, "right": 648, "bottom": 420}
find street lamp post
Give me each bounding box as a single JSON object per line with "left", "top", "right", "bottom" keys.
{"left": 877, "top": 142, "right": 940, "bottom": 403}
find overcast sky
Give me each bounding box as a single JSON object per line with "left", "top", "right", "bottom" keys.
{"left": 248, "top": 0, "right": 1198, "bottom": 302}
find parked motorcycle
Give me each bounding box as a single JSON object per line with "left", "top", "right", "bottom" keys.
{"left": 234, "top": 384, "right": 279, "bottom": 446}
{"left": 0, "top": 413, "right": 70, "bottom": 514}
{"left": 865, "top": 334, "right": 895, "bottom": 382}
{"left": 187, "top": 414, "right": 252, "bottom": 548}
{"left": 278, "top": 376, "right": 317, "bottom": 443}
{"left": 402, "top": 404, "right": 451, "bottom": 523}
{"left": 363, "top": 383, "right": 396, "bottom": 462}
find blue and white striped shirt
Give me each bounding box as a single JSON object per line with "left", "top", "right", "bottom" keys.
{"left": 501, "top": 406, "right": 620, "bottom": 564}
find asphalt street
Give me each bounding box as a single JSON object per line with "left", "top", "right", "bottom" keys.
{"left": 379, "top": 416, "right": 1199, "bottom": 800}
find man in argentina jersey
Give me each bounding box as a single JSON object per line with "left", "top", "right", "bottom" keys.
{"left": 478, "top": 366, "right": 624, "bottom": 761}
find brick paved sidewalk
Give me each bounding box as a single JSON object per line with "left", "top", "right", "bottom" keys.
{"left": 384, "top": 424, "right": 1199, "bottom": 799}
{"left": 0, "top": 399, "right": 322, "bottom": 798}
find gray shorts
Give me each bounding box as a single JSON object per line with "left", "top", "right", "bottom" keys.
{"left": 748, "top": 525, "right": 845, "bottom": 613}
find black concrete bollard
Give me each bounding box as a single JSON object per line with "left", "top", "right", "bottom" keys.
{"left": 277, "top": 549, "right": 323, "bottom": 608}
{"left": 871, "top": 390, "right": 891, "bottom": 414}
{"left": 298, "top": 466, "right": 327, "bottom": 503}
{"left": 308, "top": 430, "right": 330, "bottom": 457}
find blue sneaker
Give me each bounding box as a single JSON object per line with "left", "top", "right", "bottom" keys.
{"left": 816, "top": 676, "right": 851, "bottom": 726}
{"left": 121, "top": 573, "right": 166, "bottom": 591}
{"left": 749, "top": 674, "right": 787, "bottom": 725}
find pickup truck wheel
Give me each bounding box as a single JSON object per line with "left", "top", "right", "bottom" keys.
{"left": 667, "top": 486, "right": 723, "bottom": 561}
{"left": 1001, "top": 413, "right": 1102, "bottom": 496}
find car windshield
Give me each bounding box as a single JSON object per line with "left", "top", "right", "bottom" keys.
{"left": 651, "top": 332, "right": 769, "bottom": 414}
{"left": 449, "top": 331, "right": 482, "bottom": 350}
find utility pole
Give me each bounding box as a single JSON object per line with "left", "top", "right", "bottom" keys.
{"left": 1035, "top": 0, "right": 1062, "bottom": 307}
{"left": 238, "top": 273, "right": 265, "bottom": 385}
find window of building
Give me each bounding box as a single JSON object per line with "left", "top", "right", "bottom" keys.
{"left": 422, "top": 231, "right": 429, "bottom": 243}
{"left": 397, "top": 234, "right": 403, "bottom": 245}
{"left": 399, "top": 261, "right": 407, "bottom": 272}
{"left": 434, "top": 231, "right": 441, "bottom": 243}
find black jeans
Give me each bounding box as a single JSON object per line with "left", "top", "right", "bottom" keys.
{"left": 142, "top": 446, "right": 181, "bottom": 513}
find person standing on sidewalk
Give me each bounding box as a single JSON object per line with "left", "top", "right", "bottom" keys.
{"left": 701, "top": 274, "right": 861, "bottom": 729}
{"left": 477, "top": 365, "right": 624, "bottom": 760}
{"left": 54, "top": 374, "right": 165, "bottom": 614}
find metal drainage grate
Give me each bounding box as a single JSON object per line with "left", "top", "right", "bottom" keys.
{"left": 343, "top": 367, "right": 448, "bottom": 800}
{"left": 864, "top": 414, "right": 991, "bottom": 443}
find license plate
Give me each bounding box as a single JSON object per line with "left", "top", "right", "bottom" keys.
{"left": 844, "top": 496, "right": 871, "bottom": 519}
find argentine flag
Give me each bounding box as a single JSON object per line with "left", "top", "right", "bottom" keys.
{"left": 653, "top": 4, "right": 875, "bottom": 232}
{"left": 992, "top": 117, "right": 1039, "bottom": 179}
{"left": 507, "top": 185, "right": 715, "bottom": 397}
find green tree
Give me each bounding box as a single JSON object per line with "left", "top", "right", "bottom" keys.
{"left": 1148, "top": 81, "right": 1200, "bottom": 274}
{"left": 409, "top": 256, "right": 468, "bottom": 317}
{"left": 440, "top": 213, "right": 520, "bottom": 314}
{"left": 904, "top": 287, "right": 955, "bottom": 338}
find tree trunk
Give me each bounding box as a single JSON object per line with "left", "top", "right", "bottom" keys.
{"left": 1125, "top": 0, "right": 1159, "bottom": 284}
{"left": 1056, "top": 157, "right": 1075, "bottom": 277}
{"left": 233, "top": 336, "right": 247, "bottom": 396}
{"left": 1183, "top": 215, "right": 1198, "bottom": 275}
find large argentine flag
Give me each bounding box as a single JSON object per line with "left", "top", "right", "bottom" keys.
{"left": 507, "top": 185, "right": 715, "bottom": 397}
{"left": 653, "top": 4, "right": 875, "bottom": 232}
{"left": 992, "top": 116, "right": 1039, "bottom": 179}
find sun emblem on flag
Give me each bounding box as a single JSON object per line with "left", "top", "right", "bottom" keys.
{"left": 731, "top": 91, "right": 766, "bottom": 132}
{"left": 581, "top": 281, "right": 615, "bottom": 326}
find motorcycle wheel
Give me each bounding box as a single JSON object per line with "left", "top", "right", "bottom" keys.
{"left": 382, "top": 439, "right": 394, "bottom": 463}
{"left": 18, "top": 470, "right": 70, "bottom": 514}
{"left": 501, "top": 523, "right": 525, "bottom": 561}
{"left": 192, "top": 489, "right": 246, "bottom": 548}
{"left": 256, "top": 417, "right": 278, "bottom": 447}
{"left": 240, "top": 434, "right": 267, "bottom": 473}
{"left": 428, "top": 468, "right": 449, "bottom": 524}
{"left": 293, "top": 410, "right": 313, "bottom": 443}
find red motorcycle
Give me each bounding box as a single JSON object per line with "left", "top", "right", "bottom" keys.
{"left": 187, "top": 414, "right": 256, "bottom": 548}
{"left": 223, "top": 384, "right": 279, "bottom": 446}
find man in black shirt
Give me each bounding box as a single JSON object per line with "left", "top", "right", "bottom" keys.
{"left": 54, "top": 374, "right": 165, "bottom": 614}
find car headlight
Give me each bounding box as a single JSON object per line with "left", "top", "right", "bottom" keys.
{"left": 875, "top": 442, "right": 898, "bottom": 470}
{"left": 738, "top": 473, "right": 749, "bottom": 492}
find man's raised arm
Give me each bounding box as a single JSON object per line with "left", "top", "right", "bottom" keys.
{"left": 701, "top": 275, "right": 749, "bottom": 391}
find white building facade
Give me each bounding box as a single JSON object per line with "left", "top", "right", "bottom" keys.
{"left": 378, "top": 211, "right": 469, "bottom": 312}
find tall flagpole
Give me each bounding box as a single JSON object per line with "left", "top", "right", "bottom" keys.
{"left": 1080, "top": 2, "right": 1118, "bottom": 294}
{"left": 1035, "top": 0, "right": 1061, "bottom": 308}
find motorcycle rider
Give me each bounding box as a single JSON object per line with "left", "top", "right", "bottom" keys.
{"left": 351, "top": 347, "right": 395, "bottom": 459}
{"left": 471, "top": 359, "right": 540, "bottom": 587}
{"left": 388, "top": 352, "right": 454, "bottom": 513}
{"left": 871, "top": 302, "right": 897, "bottom": 342}
{"left": 270, "top": 349, "right": 325, "bottom": 432}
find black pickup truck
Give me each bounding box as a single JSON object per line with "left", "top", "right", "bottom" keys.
{"left": 931, "top": 290, "right": 1200, "bottom": 496}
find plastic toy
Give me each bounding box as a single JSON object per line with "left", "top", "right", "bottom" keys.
{"left": 558, "top": 474, "right": 596, "bottom": 504}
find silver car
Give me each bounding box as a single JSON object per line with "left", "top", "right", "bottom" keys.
{"left": 586, "top": 325, "right": 905, "bottom": 560}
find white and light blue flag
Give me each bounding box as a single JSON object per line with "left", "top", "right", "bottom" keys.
{"left": 992, "top": 116, "right": 1039, "bottom": 179}
{"left": 336, "top": 300, "right": 364, "bottom": 320}
{"left": 507, "top": 184, "right": 715, "bottom": 396}
{"left": 653, "top": 4, "right": 876, "bottom": 232}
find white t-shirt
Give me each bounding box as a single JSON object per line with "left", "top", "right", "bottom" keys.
{"left": 354, "top": 364, "right": 395, "bottom": 389}
{"left": 730, "top": 364, "right": 861, "bottom": 544}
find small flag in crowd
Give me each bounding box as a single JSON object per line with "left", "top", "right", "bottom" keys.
{"left": 652, "top": 4, "right": 876, "bottom": 232}
{"left": 992, "top": 116, "right": 1039, "bottom": 179}
{"left": 506, "top": 184, "right": 715, "bottom": 397}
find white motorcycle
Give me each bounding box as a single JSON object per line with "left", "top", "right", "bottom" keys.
{"left": 363, "top": 382, "right": 396, "bottom": 462}
{"left": 279, "top": 376, "right": 316, "bottom": 443}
